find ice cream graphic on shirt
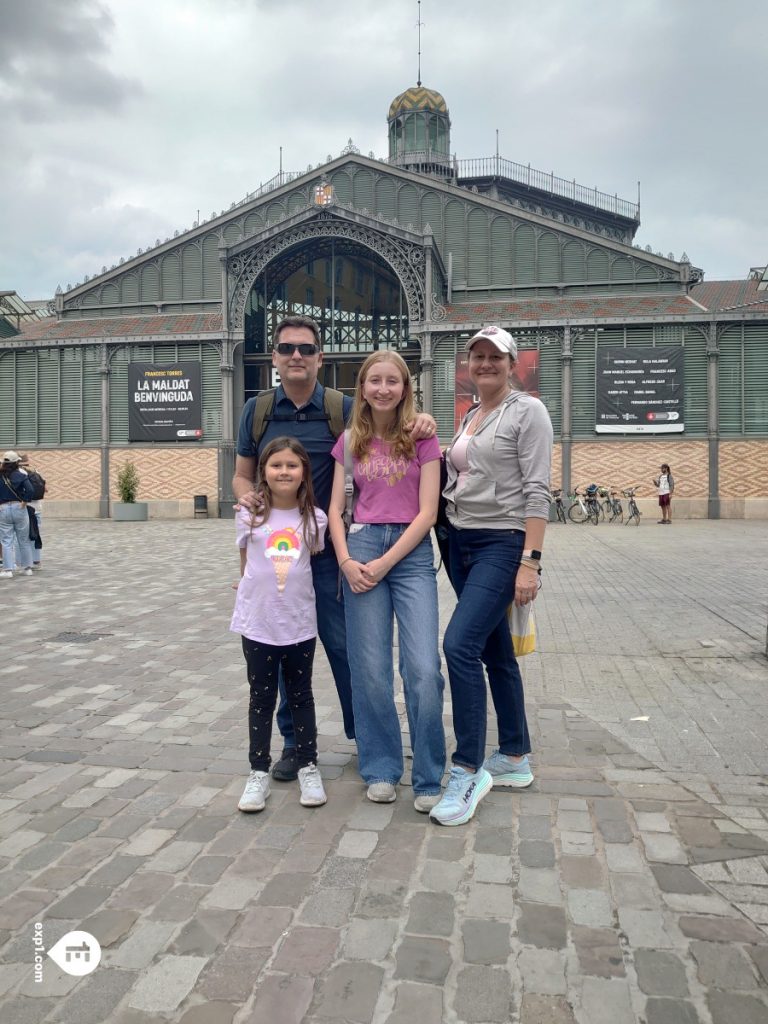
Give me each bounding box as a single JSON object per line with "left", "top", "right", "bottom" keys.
{"left": 265, "top": 527, "right": 301, "bottom": 592}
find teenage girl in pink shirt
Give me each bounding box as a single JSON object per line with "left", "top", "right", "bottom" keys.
{"left": 231, "top": 437, "right": 328, "bottom": 813}
{"left": 328, "top": 351, "right": 445, "bottom": 812}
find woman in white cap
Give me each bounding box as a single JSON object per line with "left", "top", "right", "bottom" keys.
{"left": 0, "top": 451, "right": 35, "bottom": 578}
{"left": 429, "top": 327, "right": 553, "bottom": 826}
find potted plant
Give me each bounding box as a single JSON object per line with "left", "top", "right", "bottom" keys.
{"left": 113, "top": 461, "right": 148, "bottom": 521}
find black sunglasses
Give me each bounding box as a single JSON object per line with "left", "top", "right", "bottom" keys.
{"left": 274, "top": 342, "right": 319, "bottom": 356}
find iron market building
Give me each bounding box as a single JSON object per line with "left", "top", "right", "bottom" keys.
{"left": 3, "top": 85, "right": 767, "bottom": 518}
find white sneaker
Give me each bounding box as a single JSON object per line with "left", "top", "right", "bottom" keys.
{"left": 298, "top": 764, "right": 327, "bottom": 807}
{"left": 367, "top": 782, "right": 397, "bottom": 803}
{"left": 238, "top": 770, "right": 270, "bottom": 812}
{"left": 0, "top": 571, "right": 12, "bottom": 580}
{"left": 22, "top": 568, "right": 34, "bottom": 577}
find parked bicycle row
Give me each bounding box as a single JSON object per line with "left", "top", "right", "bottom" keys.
{"left": 552, "top": 484, "right": 641, "bottom": 525}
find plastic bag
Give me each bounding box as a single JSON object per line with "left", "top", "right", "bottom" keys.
{"left": 508, "top": 601, "right": 536, "bottom": 657}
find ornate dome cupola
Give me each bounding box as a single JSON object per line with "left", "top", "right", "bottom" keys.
{"left": 387, "top": 85, "right": 452, "bottom": 179}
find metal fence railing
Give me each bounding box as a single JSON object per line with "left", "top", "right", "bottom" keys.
{"left": 455, "top": 156, "right": 640, "bottom": 221}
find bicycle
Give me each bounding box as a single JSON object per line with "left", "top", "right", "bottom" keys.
{"left": 551, "top": 488, "right": 567, "bottom": 524}
{"left": 568, "top": 487, "right": 599, "bottom": 525}
{"left": 608, "top": 489, "right": 624, "bottom": 523}
{"left": 598, "top": 486, "right": 614, "bottom": 521}
{"left": 623, "top": 486, "right": 641, "bottom": 525}
{"left": 584, "top": 484, "right": 602, "bottom": 525}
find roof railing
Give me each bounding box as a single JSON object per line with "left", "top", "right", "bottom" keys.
{"left": 455, "top": 156, "right": 640, "bottom": 221}
{"left": 227, "top": 156, "right": 639, "bottom": 224}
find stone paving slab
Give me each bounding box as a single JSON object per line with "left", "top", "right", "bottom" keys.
{"left": 0, "top": 519, "right": 766, "bottom": 1022}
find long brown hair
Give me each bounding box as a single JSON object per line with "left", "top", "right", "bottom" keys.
{"left": 250, "top": 437, "right": 322, "bottom": 553}
{"left": 349, "top": 350, "right": 416, "bottom": 461}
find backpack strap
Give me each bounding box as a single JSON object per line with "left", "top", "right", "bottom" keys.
{"left": 341, "top": 429, "right": 357, "bottom": 533}
{"left": 323, "top": 387, "right": 346, "bottom": 439}
{"left": 250, "top": 389, "right": 277, "bottom": 447}
{"left": 251, "top": 386, "right": 345, "bottom": 446}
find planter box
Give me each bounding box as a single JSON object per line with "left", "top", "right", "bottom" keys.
{"left": 112, "top": 502, "right": 148, "bottom": 522}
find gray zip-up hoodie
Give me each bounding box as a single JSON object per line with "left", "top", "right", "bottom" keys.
{"left": 443, "top": 391, "right": 553, "bottom": 530}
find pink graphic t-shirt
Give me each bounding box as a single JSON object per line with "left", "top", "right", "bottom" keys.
{"left": 230, "top": 505, "right": 327, "bottom": 645}
{"left": 331, "top": 435, "right": 442, "bottom": 523}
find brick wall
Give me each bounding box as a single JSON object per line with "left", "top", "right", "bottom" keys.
{"left": 571, "top": 441, "right": 709, "bottom": 496}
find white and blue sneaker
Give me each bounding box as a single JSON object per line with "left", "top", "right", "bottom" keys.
{"left": 483, "top": 750, "right": 534, "bottom": 788}
{"left": 429, "top": 766, "right": 493, "bottom": 826}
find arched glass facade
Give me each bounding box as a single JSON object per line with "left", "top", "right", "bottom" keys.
{"left": 242, "top": 239, "right": 418, "bottom": 402}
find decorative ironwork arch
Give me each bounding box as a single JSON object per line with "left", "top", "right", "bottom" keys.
{"left": 228, "top": 214, "right": 427, "bottom": 330}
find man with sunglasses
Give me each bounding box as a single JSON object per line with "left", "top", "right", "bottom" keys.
{"left": 233, "top": 314, "right": 438, "bottom": 782}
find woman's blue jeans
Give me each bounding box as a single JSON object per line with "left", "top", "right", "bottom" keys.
{"left": 0, "top": 503, "right": 33, "bottom": 571}
{"left": 443, "top": 526, "right": 531, "bottom": 771}
{"left": 343, "top": 525, "right": 445, "bottom": 794}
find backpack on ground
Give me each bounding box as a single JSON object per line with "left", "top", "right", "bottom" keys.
{"left": 26, "top": 470, "right": 46, "bottom": 500}
{"left": 250, "top": 387, "right": 346, "bottom": 446}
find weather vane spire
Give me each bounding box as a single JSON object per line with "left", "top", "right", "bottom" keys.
{"left": 416, "top": 0, "right": 423, "bottom": 86}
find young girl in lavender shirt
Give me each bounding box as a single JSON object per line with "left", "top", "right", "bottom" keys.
{"left": 231, "top": 437, "right": 328, "bottom": 813}
{"left": 328, "top": 351, "right": 445, "bottom": 812}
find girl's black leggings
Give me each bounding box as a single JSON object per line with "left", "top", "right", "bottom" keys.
{"left": 242, "top": 636, "right": 317, "bottom": 772}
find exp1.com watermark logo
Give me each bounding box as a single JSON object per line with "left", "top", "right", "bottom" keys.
{"left": 34, "top": 924, "right": 101, "bottom": 980}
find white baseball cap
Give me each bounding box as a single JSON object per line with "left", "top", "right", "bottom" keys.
{"left": 465, "top": 326, "right": 518, "bottom": 359}
{"left": 2, "top": 450, "right": 23, "bottom": 463}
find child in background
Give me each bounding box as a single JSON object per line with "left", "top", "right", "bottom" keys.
{"left": 654, "top": 463, "right": 675, "bottom": 524}
{"left": 231, "top": 437, "right": 328, "bottom": 812}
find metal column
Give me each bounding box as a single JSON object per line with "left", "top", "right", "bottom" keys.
{"left": 560, "top": 326, "right": 573, "bottom": 496}
{"left": 707, "top": 323, "right": 720, "bottom": 520}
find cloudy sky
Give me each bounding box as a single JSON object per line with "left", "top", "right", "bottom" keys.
{"left": 2, "top": 0, "right": 766, "bottom": 300}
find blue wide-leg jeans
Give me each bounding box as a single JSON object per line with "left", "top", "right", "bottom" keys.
{"left": 343, "top": 525, "right": 445, "bottom": 794}
{"left": 0, "top": 503, "right": 33, "bottom": 571}
{"left": 443, "top": 526, "right": 531, "bottom": 771}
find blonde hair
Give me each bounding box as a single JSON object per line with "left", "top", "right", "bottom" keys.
{"left": 349, "top": 350, "right": 416, "bottom": 461}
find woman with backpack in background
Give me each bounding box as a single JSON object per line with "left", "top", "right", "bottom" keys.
{"left": 19, "top": 454, "right": 46, "bottom": 568}
{"left": 0, "top": 451, "right": 35, "bottom": 579}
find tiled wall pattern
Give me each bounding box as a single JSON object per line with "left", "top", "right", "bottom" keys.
{"left": 108, "top": 448, "right": 219, "bottom": 501}
{"left": 9, "top": 440, "right": 768, "bottom": 507}
{"left": 11, "top": 449, "right": 102, "bottom": 500}
{"left": 2, "top": 447, "right": 220, "bottom": 502}
{"left": 720, "top": 441, "right": 768, "bottom": 498}
{"left": 551, "top": 442, "right": 562, "bottom": 490}
{"left": 571, "top": 441, "right": 709, "bottom": 497}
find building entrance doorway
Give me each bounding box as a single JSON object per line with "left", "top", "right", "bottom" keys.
{"left": 242, "top": 237, "right": 415, "bottom": 401}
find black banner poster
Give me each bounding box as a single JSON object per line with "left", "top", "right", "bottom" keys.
{"left": 128, "top": 362, "right": 203, "bottom": 442}
{"left": 595, "top": 347, "right": 684, "bottom": 434}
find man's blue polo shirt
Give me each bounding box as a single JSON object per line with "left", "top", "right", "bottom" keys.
{"left": 236, "top": 383, "right": 353, "bottom": 512}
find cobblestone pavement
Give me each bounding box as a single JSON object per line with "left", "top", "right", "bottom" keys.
{"left": 1, "top": 518, "right": 767, "bottom": 1024}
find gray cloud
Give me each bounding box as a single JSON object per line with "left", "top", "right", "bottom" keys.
{"left": 1, "top": 0, "right": 766, "bottom": 298}
{"left": 0, "top": 0, "right": 140, "bottom": 120}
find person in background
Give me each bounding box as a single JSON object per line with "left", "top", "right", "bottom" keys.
{"left": 654, "top": 463, "right": 675, "bottom": 524}
{"left": 429, "top": 327, "right": 553, "bottom": 827}
{"left": 0, "top": 451, "right": 35, "bottom": 579}
{"left": 19, "top": 454, "right": 45, "bottom": 568}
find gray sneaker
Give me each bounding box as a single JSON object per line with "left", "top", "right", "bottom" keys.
{"left": 367, "top": 782, "right": 397, "bottom": 803}
{"left": 238, "top": 770, "right": 270, "bottom": 812}
{"left": 414, "top": 793, "right": 441, "bottom": 813}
